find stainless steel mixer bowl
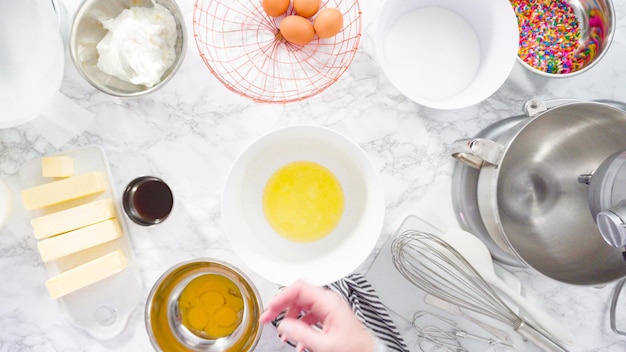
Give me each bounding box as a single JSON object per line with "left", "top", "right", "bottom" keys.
{"left": 69, "top": 0, "right": 186, "bottom": 97}
{"left": 497, "top": 102, "right": 626, "bottom": 285}
{"left": 454, "top": 100, "right": 626, "bottom": 285}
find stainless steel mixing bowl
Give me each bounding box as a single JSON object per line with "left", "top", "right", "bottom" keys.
{"left": 515, "top": 0, "right": 615, "bottom": 77}
{"left": 453, "top": 100, "right": 626, "bottom": 285}
{"left": 69, "top": 0, "right": 186, "bottom": 97}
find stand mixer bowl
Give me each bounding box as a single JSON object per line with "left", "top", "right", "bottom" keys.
{"left": 452, "top": 99, "right": 626, "bottom": 285}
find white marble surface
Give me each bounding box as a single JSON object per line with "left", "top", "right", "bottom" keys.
{"left": 2, "top": 0, "right": 626, "bottom": 351}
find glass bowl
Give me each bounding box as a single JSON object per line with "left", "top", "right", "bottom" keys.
{"left": 145, "top": 259, "right": 262, "bottom": 352}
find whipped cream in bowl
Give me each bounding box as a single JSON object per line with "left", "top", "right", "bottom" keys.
{"left": 70, "top": 0, "right": 186, "bottom": 97}
{"left": 97, "top": 3, "right": 177, "bottom": 88}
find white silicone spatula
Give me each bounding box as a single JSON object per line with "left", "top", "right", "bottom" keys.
{"left": 441, "top": 228, "right": 574, "bottom": 346}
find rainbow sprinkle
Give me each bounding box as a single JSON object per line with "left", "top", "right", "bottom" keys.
{"left": 511, "top": 0, "right": 605, "bottom": 74}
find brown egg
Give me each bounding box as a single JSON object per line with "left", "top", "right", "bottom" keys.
{"left": 262, "top": 0, "right": 290, "bottom": 17}
{"left": 314, "top": 8, "right": 343, "bottom": 39}
{"left": 293, "top": 0, "right": 320, "bottom": 18}
{"left": 280, "top": 15, "right": 315, "bottom": 45}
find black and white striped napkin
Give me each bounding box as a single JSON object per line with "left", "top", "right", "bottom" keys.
{"left": 272, "top": 273, "right": 409, "bottom": 352}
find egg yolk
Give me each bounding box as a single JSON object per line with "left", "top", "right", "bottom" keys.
{"left": 263, "top": 160, "right": 344, "bottom": 242}
{"left": 178, "top": 274, "right": 244, "bottom": 339}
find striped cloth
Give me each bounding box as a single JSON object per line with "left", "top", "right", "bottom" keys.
{"left": 272, "top": 273, "right": 409, "bottom": 352}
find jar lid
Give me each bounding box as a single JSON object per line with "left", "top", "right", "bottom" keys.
{"left": 122, "top": 176, "right": 173, "bottom": 226}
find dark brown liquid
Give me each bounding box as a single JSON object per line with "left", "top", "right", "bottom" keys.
{"left": 132, "top": 180, "right": 173, "bottom": 221}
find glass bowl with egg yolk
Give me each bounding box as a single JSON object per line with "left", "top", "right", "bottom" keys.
{"left": 145, "top": 259, "right": 262, "bottom": 351}
{"left": 178, "top": 274, "right": 243, "bottom": 339}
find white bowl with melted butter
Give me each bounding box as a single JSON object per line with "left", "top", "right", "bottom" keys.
{"left": 222, "top": 125, "right": 385, "bottom": 286}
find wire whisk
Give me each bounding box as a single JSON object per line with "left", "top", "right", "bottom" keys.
{"left": 391, "top": 229, "right": 568, "bottom": 352}
{"left": 412, "top": 311, "right": 517, "bottom": 352}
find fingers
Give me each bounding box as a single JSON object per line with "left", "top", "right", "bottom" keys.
{"left": 298, "top": 311, "right": 324, "bottom": 326}
{"left": 259, "top": 281, "right": 376, "bottom": 352}
{"left": 260, "top": 280, "right": 334, "bottom": 323}
{"left": 259, "top": 301, "right": 306, "bottom": 323}
{"left": 277, "top": 317, "right": 325, "bottom": 352}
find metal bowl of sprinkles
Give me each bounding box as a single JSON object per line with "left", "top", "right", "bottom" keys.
{"left": 511, "top": 0, "right": 614, "bottom": 77}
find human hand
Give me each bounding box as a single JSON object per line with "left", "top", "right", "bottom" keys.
{"left": 260, "top": 280, "right": 376, "bottom": 352}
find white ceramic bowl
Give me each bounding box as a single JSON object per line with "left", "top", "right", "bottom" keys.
{"left": 375, "top": 0, "right": 519, "bottom": 110}
{"left": 222, "top": 125, "right": 385, "bottom": 286}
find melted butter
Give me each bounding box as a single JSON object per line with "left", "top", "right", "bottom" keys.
{"left": 262, "top": 161, "right": 344, "bottom": 242}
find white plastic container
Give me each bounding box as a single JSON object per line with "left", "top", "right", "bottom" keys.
{"left": 375, "top": 0, "right": 519, "bottom": 109}
{"left": 19, "top": 145, "right": 142, "bottom": 339}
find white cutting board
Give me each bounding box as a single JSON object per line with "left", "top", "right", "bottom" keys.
{"left": 366, "top": 215, "right": 543, "bottom": 351}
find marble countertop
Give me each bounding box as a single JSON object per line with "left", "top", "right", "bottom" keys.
{"left": 2, "top": 0, "right": 626, "bottom": 350}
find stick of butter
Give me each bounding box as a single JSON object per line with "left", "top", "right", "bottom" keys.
{"left": 31, "top": 199, "right": 116, "bottom": 240}
{"left": 45, "top": 250, "right": 127, "bottom": 299}
{"left": 37, "top": 219, "right": 123, "bottom": 262}
{"left": 21, "top": 172, "right": 107, "bottom": 210}
{"left": 42, "top": 156, "right": 74, "bottom": 178}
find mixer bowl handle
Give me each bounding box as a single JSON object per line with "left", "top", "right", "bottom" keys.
{"left": 452, "top": 98, "right": 586, "bottom": 170}
{"left": 451, "top": 138, "right": 504, "bottom": 169}
{"left": 522, "top": 98, "right": 592, "bottom": 116}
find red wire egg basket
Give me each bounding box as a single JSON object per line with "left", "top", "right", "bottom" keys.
{"left": 192, "top": 0, "right": 362, "bottom": 103}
